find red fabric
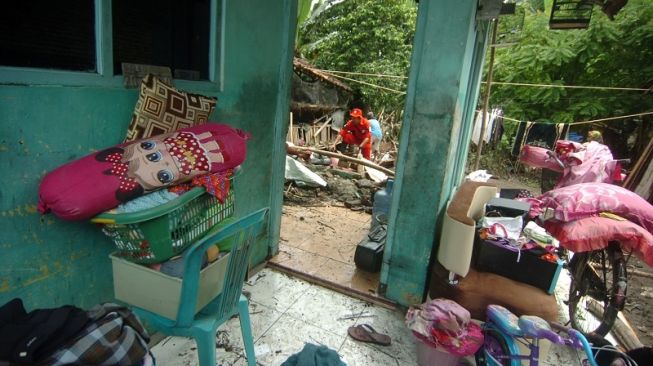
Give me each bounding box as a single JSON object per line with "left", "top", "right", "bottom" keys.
{"left": 544, "top": 216, "right": 653, "bottom": 267}
{"left": 168, "top": 171, "right": 232, "bottom": 203}
{"left": 342, "top": 134, "right": 372, "bottom": 159}
{"left": 340, "top": 118, "right": 372, "bottom": 159}
{"left": 340, "top": 118, "right": 372, "bottom": 146}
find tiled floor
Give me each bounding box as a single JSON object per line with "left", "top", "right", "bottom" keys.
{"left": 151, "top": 267, "right": 595, "bottom": 366}
{"left": 270, "top": 205, "right": 381, "bottom": 297}
{"left": 150, "top": 268, "right": 417, "bottom": 366}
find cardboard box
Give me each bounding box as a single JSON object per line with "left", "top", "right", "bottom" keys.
{"left": 475, "top": 240, "right": 562, "bottom": 294}
{"left": 110, "top": 252, "right": 229, "bottom": 320}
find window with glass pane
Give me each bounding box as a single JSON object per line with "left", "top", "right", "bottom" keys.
{"left": 113, "top": 0, "right": 210, "bottom": 81}
{"left": 0, "top": 1, "right": 96, "bottom": 72}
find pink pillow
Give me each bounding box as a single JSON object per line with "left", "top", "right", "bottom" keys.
{"left": 38, "top": 123, "right": 249, "bottom": 221}
{"left": 544, "top": 217, "right": 653, "bottom": 267}
{"left": 538, "top": 182, "right": 653, "bottom": 233}
{"left": 519, "top": 145, "right": 563, "bottom": 172}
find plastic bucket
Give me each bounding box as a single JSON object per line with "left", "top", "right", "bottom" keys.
{"left": 415, "top": 339, "right": 460, "bottom": 366}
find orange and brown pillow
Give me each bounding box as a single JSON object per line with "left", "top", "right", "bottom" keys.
{"left": 124, "top": 74, "right": 217, "bottom": 142}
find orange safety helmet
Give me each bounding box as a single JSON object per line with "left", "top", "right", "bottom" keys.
{"left": 349, "top": 108, "right": 363, "bottom": 118}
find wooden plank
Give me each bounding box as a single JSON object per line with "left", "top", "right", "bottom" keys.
{"left": 293, "top": 146, "right": 395, "bottom": 176}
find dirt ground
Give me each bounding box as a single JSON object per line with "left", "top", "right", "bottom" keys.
{"left": 623, "top": 257, "right": 653, "bottom": 348}
{"left": 282, "top": 157, "right": 653, "bottom": 349}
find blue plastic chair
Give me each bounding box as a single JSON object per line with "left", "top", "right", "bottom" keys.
{"left": 133, "top": 208, "right": 268, "bottom": 366}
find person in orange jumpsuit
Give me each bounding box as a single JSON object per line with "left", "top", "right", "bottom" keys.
{"left": 331, "top": 108, "right": 372, "bottom": 160}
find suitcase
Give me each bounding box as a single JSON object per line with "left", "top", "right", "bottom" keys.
{"left": 354, "top": 239, "right": 384, "bottom": 272}
{"left": 475, "top": 239, "right": 563, "bottom": 294}
{"left": 485, "top": 197, "right": 531, "bottom": 221}
{"left": 354, "top": 225, "right": 386, "bottom": 272}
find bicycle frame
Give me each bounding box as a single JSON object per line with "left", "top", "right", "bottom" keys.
{"left": 477, "top": 305, "right": 599, "bottom": 366}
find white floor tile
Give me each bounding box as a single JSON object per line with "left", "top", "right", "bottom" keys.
{"left": 285, "top": 283, "right": 369, "bottom": 335}
{"left": 244, "top": 268, "right": 314, "bottom": 312}
{"left": 150, "top": 267, "right": 596, "bottom": 366}
{"left": 150, "top": 337, "right": 201, "bottom": 366}
{"left": 254, "top": 313, "right": 346, "bottom": 366}
{"left": 149, "top": 301, "right": 282, "bottom": 366}
{"left": 217, "top": 301, "right": 284, "bottom": 364}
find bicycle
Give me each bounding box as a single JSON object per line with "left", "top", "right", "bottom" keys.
{"left": 475, "top": 304, "right": 637, "bottom": 366}
{"left": 519, "top": 140, "right": 631, "bottom": 336}
{"left": 566, "top": 241, "right": 629, "bottom": 337}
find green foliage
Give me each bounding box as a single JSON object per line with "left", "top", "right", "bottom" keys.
{"left": 296, "top": 0, "right": 318, "bottom": 43}
{"left": 297, "top": 0, "right": 417, "bottom": 115}
{"left": 489, "top": 0, "right": 653, "bottom": 130}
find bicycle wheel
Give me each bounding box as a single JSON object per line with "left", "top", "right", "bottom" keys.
{"left": 475, "top": 328, "right": 512, "bottom": 366}
{"left": 568, "top": 242, "right": 627, "bottom": 336}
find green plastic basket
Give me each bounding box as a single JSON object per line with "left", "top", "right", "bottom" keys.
{"left": 92, "top": 187, "right": 234, "bottom": 264}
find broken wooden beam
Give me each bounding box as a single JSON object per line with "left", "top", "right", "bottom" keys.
{"left": 292, "top": 146, "right": 395, "bottom": 177}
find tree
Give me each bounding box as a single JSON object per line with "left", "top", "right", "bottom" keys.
{"left": 489, "top": 0, "right": 653, "bottom": 131}
{"left": 297, "top": 0, "right": 418, "bottom": 116}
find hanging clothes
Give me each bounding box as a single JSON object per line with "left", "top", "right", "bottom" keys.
{"left": 511, "top": 122, "right": 568, "bottom": 157}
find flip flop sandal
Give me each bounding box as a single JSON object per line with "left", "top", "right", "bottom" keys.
{"left": 347, "top": 324, "right": 392, "bottom": 346}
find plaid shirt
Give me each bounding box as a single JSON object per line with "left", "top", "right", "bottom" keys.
{"left": 40, "top": 303, "right": 150, "bottom": 366}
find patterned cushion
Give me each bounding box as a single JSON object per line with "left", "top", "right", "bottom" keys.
{"left": 124, "top": 74, "right": 217, "bottom": 142}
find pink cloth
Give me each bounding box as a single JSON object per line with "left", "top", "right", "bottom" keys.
{"left": 406, "top": 298, "right": 483, "bottom": 356}
{"left": 537, "top": 182, "right": 653, "bottom": 234}
{"left": 519, "top": 140, "right": 620, "bottom": 189}
{"left": 554, "top": 141, "right": 619, "bottom": 188}
{"left": 519, "top": 145, "right": 564, "bottom": 172}
{"left": 544, "top": 216, "right": 653, "bottom": 267}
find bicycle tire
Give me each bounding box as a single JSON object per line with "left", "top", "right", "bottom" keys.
{"left": 475, "top": 328, "right": 513, "bottom": 366}
{"left": 568, "top": 242, "right": 627, "bottom": 336}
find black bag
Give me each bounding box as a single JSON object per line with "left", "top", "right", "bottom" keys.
{"left": 354, "top": 225, "right": 386, "bottom": 272}
{"left": 486, "top": 197, "right": 531, "bottom": 221}
{"left": 0, "top": 298, "right": 90, "bottom": 365}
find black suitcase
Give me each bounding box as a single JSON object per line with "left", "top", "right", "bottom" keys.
{"left": 486, "top": 197, "right": 531, "bottom": 220}
{"left": 354, "top": 239, "right": 384, "bottom": 272}
{"left": 354, "top": 225, "right": 386, "bottom": 272}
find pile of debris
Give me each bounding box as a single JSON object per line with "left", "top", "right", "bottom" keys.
{"left": 284, "top": 143, "right": 395, "bottom": 212}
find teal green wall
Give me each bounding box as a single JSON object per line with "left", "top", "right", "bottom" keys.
{"left": 381, "top": 0, "right": 491, "bottom": 305}
{"left": 0, "top": 0, "right": 296, "bottom": 310}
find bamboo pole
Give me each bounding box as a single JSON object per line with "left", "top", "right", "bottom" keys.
{"left": 289, "top": 112, "right": 294, "bottom": 144}
{"left": 474, "top": 18, "right": 498, "bottom": 171}
{"left": 313, "top": 117, "right": 333, "bottom": 138}
{"left": 293, "top": 146, "right": 395, "bottom": 176}
{"left": 590, "top": 263, "right": 653, "bottom": 280}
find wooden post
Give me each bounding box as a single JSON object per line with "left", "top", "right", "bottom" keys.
{"left": 474, "top": 18, "right": 498, "bottom": 171}
{"left": 289, "top": 112, "right": 294, "bottom": 144}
